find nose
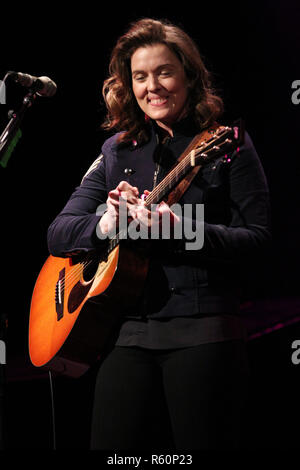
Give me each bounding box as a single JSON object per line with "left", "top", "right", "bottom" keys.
{"left": 147, "top": 74, "right": 161, "bottom": 92}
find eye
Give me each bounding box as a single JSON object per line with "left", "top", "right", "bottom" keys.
{"left": 160, "top": 70, "right": 171, "bottom": 77}
{"left": 133, "top": 73, "right": 146, "bottom": 82}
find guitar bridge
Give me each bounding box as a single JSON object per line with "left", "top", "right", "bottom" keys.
{"left": 55, "top": 268, "right": 65, "bottom": 321}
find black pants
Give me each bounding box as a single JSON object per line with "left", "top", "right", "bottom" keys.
{"left": 90, "top": 340, "right": 249, "bottom": 451}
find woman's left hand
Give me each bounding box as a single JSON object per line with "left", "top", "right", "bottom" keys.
{"left": 130, "top": 190, "right": 180, "bottom": 237}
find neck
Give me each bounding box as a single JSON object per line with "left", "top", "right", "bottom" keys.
{"left": 155, "top": 120, "right": 174, "bottom": 138}
{"left": 154, "top": 108, "right": 190, "bottom": 138}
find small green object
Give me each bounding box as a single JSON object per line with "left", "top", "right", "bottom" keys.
{"left": 0, "top": 128, "right": 22, "bottom": 168}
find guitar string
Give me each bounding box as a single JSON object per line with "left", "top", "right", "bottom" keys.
{"left": 58, "top": 231, "right": 124, "bottom": 292}
{"left": 58, "top": 128, "right": 234, "bottom": 292}
{"left": 58, "top": 235, "right": 123, "bottom": 291}
{"left": 58, "top": 227, "right": 126, "bottom": 291}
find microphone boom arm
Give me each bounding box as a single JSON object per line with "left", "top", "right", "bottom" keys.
{"left": 0, "top": 88, "right": 36, "bottom": 168}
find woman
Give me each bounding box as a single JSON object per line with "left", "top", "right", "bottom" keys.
{"left": 47, "top": 18, "right": 271, "bottom": 450}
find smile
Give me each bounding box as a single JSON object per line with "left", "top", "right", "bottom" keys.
{"left": 148, "top": 97, "right": 168, "bottom": 106}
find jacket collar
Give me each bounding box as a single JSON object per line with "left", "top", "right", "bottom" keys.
{"left": 150, "top": 115, "right": 200, "bottom": 142}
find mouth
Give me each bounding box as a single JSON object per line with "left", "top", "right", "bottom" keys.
{"left": 147, "top": 97, "right": 168, "bottom": 107}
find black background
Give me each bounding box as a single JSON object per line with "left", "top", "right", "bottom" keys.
{"left": 1, "top": 1, "right": 300, "bottom": 451}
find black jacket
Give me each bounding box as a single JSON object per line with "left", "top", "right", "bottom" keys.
{"left": 47, "top": 118, "right": 271, "bottom": 319}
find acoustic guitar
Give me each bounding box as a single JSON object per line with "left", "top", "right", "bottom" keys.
{"left": 29, "top": 122, "right": 243, "bottom": 376}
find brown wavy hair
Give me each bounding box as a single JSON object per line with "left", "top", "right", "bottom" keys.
{"left": 102, "top": 18, "right": 224, "bottom": 144}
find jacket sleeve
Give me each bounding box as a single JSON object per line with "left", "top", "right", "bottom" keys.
{"left": 178, "top": 131, "right": 271, "bottom": 261}
{"left": 47, "top": 153, "right": 108, "bottom": 257}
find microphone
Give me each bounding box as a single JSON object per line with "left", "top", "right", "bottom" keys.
{"left": 7, "top": 71, "right": 57, "bottom": 97}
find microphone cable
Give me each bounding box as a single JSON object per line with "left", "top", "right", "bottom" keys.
{"left": 48, "top": 370, "right": 57, "bottom": 450}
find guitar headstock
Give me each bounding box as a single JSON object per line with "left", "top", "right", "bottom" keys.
{"left": 193, "top": 118, "right": 245, "bottom": 165}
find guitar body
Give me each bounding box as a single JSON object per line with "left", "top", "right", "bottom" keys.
{"left": 29, "top": 244, "right": 148, "bottom": 376}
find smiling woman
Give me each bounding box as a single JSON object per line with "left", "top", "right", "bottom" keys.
{"left": 102, "top": 18, "right": 223, "bottom": 145}
{"left": 47, "top": 17, "right": 271, "bottom": 451}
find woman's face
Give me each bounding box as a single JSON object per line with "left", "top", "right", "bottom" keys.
{"left": 131, "top": 43, "right": 188, "bottom": 134}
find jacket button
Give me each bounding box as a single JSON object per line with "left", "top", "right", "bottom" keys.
{"left": 170, "top": 286, "right": 180, "bottom": 294}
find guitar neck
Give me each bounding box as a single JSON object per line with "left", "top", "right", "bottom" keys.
{"left": 144, "top": 152, "right": 196, "bottom": 207}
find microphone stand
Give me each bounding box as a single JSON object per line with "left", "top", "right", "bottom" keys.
{"left": 0, "top": 88, "right": 37, "bottom": 168}
{"left": 0, "top": 312, "right": 7, "bottom": 450}
{"left": 0, "top": 79, "right": 41, "bottom": 448}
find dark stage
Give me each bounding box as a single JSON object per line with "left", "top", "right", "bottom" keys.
{"left": 1, "top": 1, "right": 300, "bottom": 452}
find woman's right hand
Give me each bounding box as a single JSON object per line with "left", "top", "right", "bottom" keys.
{"left": 99, "top": 181, "right": 139, "bottom": 235}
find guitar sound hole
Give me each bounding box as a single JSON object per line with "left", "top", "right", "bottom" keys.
{"left": 82, "top": 259, "right": 99, "bottom": 282}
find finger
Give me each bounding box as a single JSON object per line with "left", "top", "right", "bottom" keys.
{"left": 108, "top": 189, "right": 122, "bottom": 201}
{"left": 109, "top": 189, "right": 136, "bottom": 207}
{"left": 117, "top": 188, "right": 139, "bottom": 204}
{"left": 141, "top": 189, "right": 150, "bottom": 203}
{"left": 135, "top": 205, "right": 152, "bottom": 226}
{"left": 107, "top": 193, "right": 123, "bottom": 212}
{"left": 124, "top": 193, "right": 139, "bottom": 204}
{"left": 156, "top": 203, "right": 180, "bottom": 224}
{"left": 117, "top": 181, "right": 139, "bottom": 196}
{"left": 156, "top": 201, "right": 169, "bottom": 212}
